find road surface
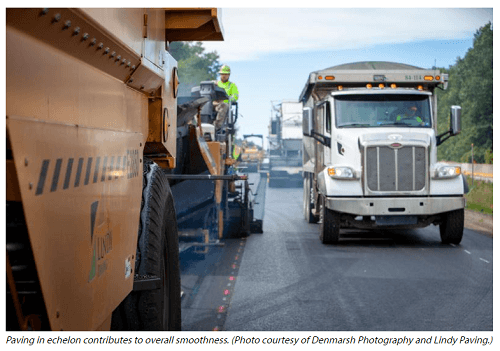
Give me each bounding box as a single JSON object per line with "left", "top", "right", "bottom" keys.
{"left": 180, "top": 180, "right": 493, "bottom": 331}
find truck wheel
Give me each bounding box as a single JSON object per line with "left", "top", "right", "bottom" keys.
{"left": 303, "top": 176, "right": 308, "bottom": 219}
{"left": 111, "top": 159, "right": 181, "bottom": 331}
{"left": 304, "top": 174, "right": 318, "bottom": 223}
{"left": 319, "top": 195, "right": 340, "bottom": 244}
{"left": 439, "top": 209, "right": 464, "bottom": 245}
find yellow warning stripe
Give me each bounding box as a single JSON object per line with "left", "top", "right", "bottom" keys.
{"left": 462, "top": 171, "right": 493, "bottom": 178}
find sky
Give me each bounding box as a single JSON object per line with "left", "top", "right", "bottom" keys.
{"left": 196, "top": 7, "right": 493, "bottom": 147}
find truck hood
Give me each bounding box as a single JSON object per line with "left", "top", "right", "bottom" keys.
{"left": 336, "top": 128, "right": 432, "bottom": 149}
{"left": 359, "top": 129, "right": 431, "bottom": 145}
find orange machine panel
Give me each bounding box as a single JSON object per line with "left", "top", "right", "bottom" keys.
{"left": 6, "top": 17, "right": 147, "bottom": 330}
{"left": 7, "top": 116, "right": 143, "bottom": 330}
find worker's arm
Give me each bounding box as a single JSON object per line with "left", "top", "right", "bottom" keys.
{"left": 229, "top": 83, "right": 239, "bottom": 102}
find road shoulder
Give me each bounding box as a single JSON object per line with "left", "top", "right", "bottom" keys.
{"left": 465, "top": 209, "right": 493, "bottom": 236}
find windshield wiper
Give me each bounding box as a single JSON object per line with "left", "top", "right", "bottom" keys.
{"left": 376, "top": 121, "right": 407, "bottom": 126}
{"left": 339, "top": 123, "right": 371, "bottom": 128}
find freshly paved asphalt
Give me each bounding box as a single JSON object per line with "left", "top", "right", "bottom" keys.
{"left": 180, "top": 179, "right": 493, "bottom": 331}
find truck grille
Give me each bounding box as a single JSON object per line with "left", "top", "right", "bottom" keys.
{"left": 365, "top": 145, "right": 426, "bottom": 192}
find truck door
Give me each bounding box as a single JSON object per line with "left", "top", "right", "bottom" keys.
{"left": 323, "top": 102, "right": 332, "bottom": 164}
{"left": 314, "top": 104, "right": 324, "bottom": 173}
{"left": 314, "top": 102, "right": 332, "bottom": 172}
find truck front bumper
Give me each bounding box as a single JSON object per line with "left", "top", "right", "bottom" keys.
{"left": 326, "top": 196, "right": 465, "bottom": 216}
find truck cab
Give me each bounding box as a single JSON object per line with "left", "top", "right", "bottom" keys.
{"left": 301, "top": 62, "right": 466, "bottom": 245}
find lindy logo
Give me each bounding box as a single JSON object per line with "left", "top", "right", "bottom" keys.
{"left": 88, "top": 201, "right": 113, "bottom": 282}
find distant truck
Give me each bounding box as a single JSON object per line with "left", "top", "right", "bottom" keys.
{"left": 300, "top": 61, "right": 467, "bottom": 244}
{"left": 268, "top": 100, "right": 303, "bottom": 187}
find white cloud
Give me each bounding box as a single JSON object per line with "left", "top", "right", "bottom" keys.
{"left": 202, "top": 8, "right": 493, "bottom": 62}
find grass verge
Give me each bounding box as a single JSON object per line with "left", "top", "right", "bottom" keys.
{"left": 465, "top": 176, "right": 493, "bottom": 215}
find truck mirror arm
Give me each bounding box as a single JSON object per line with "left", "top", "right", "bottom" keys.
{"left": 436, "top": 130, "right": 452, "bottom": 146}
{"left": 310, "top": 131, "right": 331, "bottom": 147}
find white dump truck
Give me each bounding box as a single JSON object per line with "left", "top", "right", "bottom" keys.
{"left": 268, "top": 100, "right": 303, "bottom": 187}
{"left": 300, "top": 61, "right": 467, "bottom": 244}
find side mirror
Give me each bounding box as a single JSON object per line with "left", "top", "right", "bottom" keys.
{"left": 302, "top": 107, "right": 313, "bottom": 136}
{"left": 437, "top": 105, "right": 462, "bottom": 146}
{"left": 450, "top": 105, "right": 461, "bottom": 136}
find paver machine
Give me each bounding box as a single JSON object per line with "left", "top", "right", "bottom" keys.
{"left": 169, "top": 81, "right": 267, "bottom": 250}
{"left": 6, "top": 7, "right": 224, "bottom": 331}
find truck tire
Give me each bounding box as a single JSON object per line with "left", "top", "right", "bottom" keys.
{"left": 319, "top": 195, "right": 340, "bottom": 244}
{"left": 439, "top": 208, "right": 464, "bottom": 245}
{"left": 303, "top": 176, "right": 308, "bottom": 220}
{"left": 303, "top": 174, "right": 318, "bottom": 223}
{"left": 111, "top": 158, "right": 181, "bottom": 331}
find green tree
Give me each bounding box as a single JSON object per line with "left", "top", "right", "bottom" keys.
{"left": 169, "top": 42, "right": 221, "bottom": 96}
{"left": 484, "top": 149, "right": 493, "bottom": 164}
{"left": 436, "top": 22, "right": 492, "bottom": 163}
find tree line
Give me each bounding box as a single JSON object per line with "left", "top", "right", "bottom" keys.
{"left": 168, "top": 23, "right": 493, "bottom": 163}
{"left": 435, "top": 22, "right": 493, "bottom": 164}
{"left": 169, "top": 41, "right": 221, "bottom": 97}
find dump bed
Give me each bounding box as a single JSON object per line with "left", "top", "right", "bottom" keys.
{"left": 300, "top": 61, "right": 446, "bottom": 103}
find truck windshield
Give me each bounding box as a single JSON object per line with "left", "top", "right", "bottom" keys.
{"left": 334, "top": 94, "right": 431, "bottom": 128}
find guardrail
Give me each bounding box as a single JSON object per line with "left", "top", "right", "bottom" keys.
{"left": 441, "top": 161, "right": 493, "bottom": 183}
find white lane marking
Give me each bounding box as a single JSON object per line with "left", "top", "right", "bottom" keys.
{"left": 450, "top": 244, "right": 490, "bottom": 264}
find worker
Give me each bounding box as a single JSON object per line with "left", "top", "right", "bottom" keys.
{"left": 232, "top": 142, "right": 242, "bottom": 162}
{"left": 395, "top": 104, "right": 424, "bottom": 126}
{"left": 214, "top": 65, "right": 239, "bottom": 129}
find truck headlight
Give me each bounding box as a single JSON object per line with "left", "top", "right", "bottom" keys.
{"left": 327, "top": 166, "right": 357, "bottom": 180}
{"left": 434, "top": 165, "right": 461, "bottom": 179}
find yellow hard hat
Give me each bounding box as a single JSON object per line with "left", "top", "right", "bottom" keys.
{"left": 219, "top": 65, "right": 231, "bottom": 74}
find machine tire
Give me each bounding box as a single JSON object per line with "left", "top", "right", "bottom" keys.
{"left": 439, "top": 208, "right": 464, "bottom": 245}
{"left": 319, "top": 195, "right": 340, "bottom": 244}
{"left": 111, "top": 159, "right": 181, "bottom": 331}
{"left": 304, "top": 173, "right": 318, "bottom": 224}
{"left": 241, "top": 196, "right": 251, "bottom": 237}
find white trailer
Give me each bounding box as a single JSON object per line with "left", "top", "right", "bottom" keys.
{"left": 300, "top": 61, "right": 467, "bottom": 244}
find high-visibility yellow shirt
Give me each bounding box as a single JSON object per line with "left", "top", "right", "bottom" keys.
{"left": 232, "top": 144, "right": 241, "bottom": 160}
{"left": 397, "top": 114, "right": 423, "bottom": 123}
{"left": 217, "top": 80, "right": 239, "bottom": 103}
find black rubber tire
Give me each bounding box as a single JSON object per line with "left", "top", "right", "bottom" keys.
{"left": 111, "top": 159, "right": 181, "bottom": 331}
{"left": 240, "top": 180, "right": 251, "bottom": 237}
{"left": 319, "top": 195, "right": 340, "bottom": 244}
{"left": 439, "top": 208, "right": 464, "bottom": 245}
{"left": 304, "top": 174, "right": 318, "bottom": 224}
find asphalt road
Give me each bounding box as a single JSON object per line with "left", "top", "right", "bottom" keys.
{"left": 180, "top": 179, "right": 493, "bottom": 331}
